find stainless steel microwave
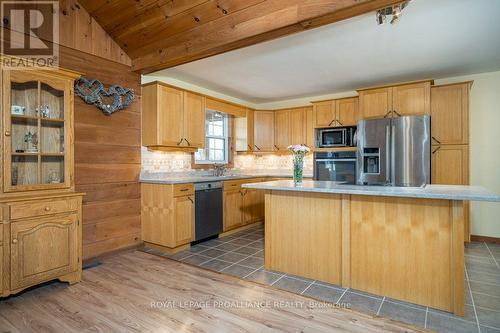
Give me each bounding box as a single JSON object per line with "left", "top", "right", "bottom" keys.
{"left": 317, "top": 127, "right": 356, "bottom": 148}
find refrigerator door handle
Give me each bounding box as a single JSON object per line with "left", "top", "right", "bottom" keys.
{"left": 385, "top": 124, "right": 391, "bottom": 184}
{"left": 391, "top": 124, "right": 396, "bottom": 185}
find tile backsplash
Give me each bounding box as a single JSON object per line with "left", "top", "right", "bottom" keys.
{"left": 141, "top": 146, "right": 313, "bottom": 173}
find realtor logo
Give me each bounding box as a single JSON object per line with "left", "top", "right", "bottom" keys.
{"left": 1, "top": 1, "right": 59, "bottom": 69}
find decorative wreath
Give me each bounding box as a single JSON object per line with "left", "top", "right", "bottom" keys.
{"left": 74, "top": 77, "right": 134, "bottom": 116}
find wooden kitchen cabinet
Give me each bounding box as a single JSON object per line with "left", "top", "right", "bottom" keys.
{"left": 253, "top": 111, "right": 274, "bottom": 151}
{"left": 141, "top": 183, "right": 194, "bottom": 250}
{"left": 223, "top": 189, "right": 245, "bottom": 231}
{"left": 431, "top": 82, "right": 470, "bottom": 145}
{"left": 312, "top": 98, "right": 358, "bottom": 128}
{"left": 358, "top": 87, "right": 392, "bottom": 119}
{"left": 10, "top": 214, "right": 78, "bottom": 290}
{"left": 142, "top": 82, "right": 205, "bottom": 150}
{"left": 358, "top": 81, "right": 431, "bottom": 119}
{"left": 242, "top": 189, "right": 265, "bottom": 224}
{"left": 335, "top": 98, "right": 359, "bottom": 126}
{"left": 431, "top": 145, "right": 469, "bottom": 185}
{"left": 274, "top": 109, "right": 290, "bottom": 151}
{"left": 312, "top": 100, "right": 335, "bottom": 127}
{"left": 174, "top": 195, "right": 194, "bottom": 246}
{"left": 183, "top": 91, "right": 206, "bottom": 148}
{"left": 0, "top": 223, "right": 3, "bottom": 296}
{"left": 234, "top": 109, "right": 254, "bottom": 152}
{"left": 305, "top": 107, "right": 314, "bottom": 148}
{"left": 290, "top": 108, "right": 307, "bottom": 146}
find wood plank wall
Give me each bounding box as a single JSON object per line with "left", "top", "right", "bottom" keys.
{"left": 59, "top": 0, "right": 131, "bottom": 66}
{"left": 59, "top": 49, "right": 142, "bottom": 260}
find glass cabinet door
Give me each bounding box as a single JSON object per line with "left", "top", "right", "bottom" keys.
{"left": 6, "top": 72, "right": 69, "bottom": 191}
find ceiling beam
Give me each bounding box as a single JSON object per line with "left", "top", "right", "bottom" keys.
{"left": 132, "top": 0, "right": 405, "bottom": 74}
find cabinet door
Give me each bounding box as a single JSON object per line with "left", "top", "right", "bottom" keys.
{"left": 313, "top": 101, "right": 335, "bottom": 127}
{"left": 10, "top": 214, "right": 78, "bottom": 290}
{"left": 242, "top": 189, "right": 265, "bottom": 224}
{"left": 274, "top": 110, "right": 290, "bottom": 151}
{"left": 290, "top": 108, "right": 306, "bottom": 146}
{"left": 223, "top": 190, "right": 244, "bottom": 231}
{"left": 158, "top": 85, "right": 184, "bottom": 146}
{"left": 431, "top": 83, "right": 469, "bottom": 145}
{"left": 305, "top": 107, "right": 314, "bottom": 148}
{"left": 183, "top": 92, "right": 205, "bottom": 148}
{"left": 431, "top": 145, "right": 469, "bottom": 185}
{"left": 359, "top": 87, "right": 392, "bottom": 119}
{"left": 392, "top": 82, "right": 430, "bottom": 116}
{"left": 253, "top": 111, "right": 274, "bottom": 151}
{"left": 174, "top": 195, "right": 193, "bottom": 246}
{"left": 234, "top": 109, "right": 254, "bottom": 152}
{"left": 336, "top": 98, "right": 359, "bottom": 127}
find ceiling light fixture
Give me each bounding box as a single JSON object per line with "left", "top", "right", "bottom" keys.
{"left": 376, "top": 1, "right": 409, "bottom": 25}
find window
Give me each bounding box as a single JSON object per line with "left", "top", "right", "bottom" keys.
{"left": 194, "top": 110, "right": 228, "bottom": 164}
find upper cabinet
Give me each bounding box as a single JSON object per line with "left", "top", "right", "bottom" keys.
{"left": 274, "top": 109, "right": 291, "bottom": 151}
{"left": 358, "top": 81, "right": 431, "bottom": 119}
{"left": 431, "top": 82, "right": 470, "bottom": 145}
{"left": 142, "top": 82, "right": 205, "bottom": 150}
{"left": 253, "top": 111, "right": 275, "bottom": 152}
{"left": 3, "top": 69, "right": 78, "bottom": 193}
{"left": 234, "top": 109, "right": 254, "bottom": 152}
{"left": 312, "top": 98, "right": 358, "bottom": 128}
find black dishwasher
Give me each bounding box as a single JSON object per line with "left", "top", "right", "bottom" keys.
{"left": 194, "top": 181, "right": 223, "bottom": 242}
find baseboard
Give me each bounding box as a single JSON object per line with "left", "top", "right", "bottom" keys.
{"left": 471, "top": 235, "right": 500, "bottom": 244}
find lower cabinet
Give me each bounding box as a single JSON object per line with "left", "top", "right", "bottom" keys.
{"left": 223, "top": 189, "right": 245, "bottom": 231}
{"left": 0, "top": 194, "right": 83, "bottom": 298}
{"left": 141, "top": 183, "right": 194, "bottom": 249}
{"left": 223, "top": 178, "right": 265, "bottom": 232}
{"left": 10, "top": 214, "right": 78, "bottom": 290}
{"left": 174, "top": 195, "right": 194, "bottom": 246}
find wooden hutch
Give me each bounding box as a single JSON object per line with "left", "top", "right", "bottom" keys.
{"left": 0, "top": 65, "right": 83, "bottom": 297}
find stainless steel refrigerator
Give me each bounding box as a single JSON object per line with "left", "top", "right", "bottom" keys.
{"left": 356, "top": 115, "right": 430, "bottom": 187}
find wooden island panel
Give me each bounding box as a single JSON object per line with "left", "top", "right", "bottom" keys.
{"left": 265, "top": 191, "right": 342, "bottom": 285}
{"left": 349, "top": 195, "right": 463, "bottom": 313}
{"left": 264, "top": 190, "right": 465, "bottom": 316}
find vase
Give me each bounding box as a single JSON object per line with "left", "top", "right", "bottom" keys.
{"left": 293, "top": 154, "right": 304, "bottom": 186}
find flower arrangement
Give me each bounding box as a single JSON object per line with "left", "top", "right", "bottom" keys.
{"left": 287, "top": 144, "right": 310, "bottom": 186}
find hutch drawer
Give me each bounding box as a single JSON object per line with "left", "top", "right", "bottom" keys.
{"left": 9, "top": 197, "right": 79, "bottom": 220}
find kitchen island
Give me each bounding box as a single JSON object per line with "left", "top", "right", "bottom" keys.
{"left": 242, "top": 180, "right": 500, "bottom": 316}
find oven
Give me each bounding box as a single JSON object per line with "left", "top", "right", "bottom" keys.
{"left": 317, "top": 127, "right": 356, "bottom": 148}
{"left": 313, "top": 151, "right": 357, "bottom": 184}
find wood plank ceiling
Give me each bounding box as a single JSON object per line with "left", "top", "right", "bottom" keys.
{"left": 79, "top": 0, "right": 405, "bottom": 74}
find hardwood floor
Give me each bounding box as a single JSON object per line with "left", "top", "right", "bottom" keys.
{"left": 0, "top": 250, "right": 426, "bottom": 333}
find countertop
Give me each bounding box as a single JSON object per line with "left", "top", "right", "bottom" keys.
{"left": 139, "top": 171, "right": 313, "bottom": 184}
{"left": 242, "top": 180, "right": 500, "bottom": 202}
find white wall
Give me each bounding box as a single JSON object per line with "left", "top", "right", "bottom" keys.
{"left": 143, "top": 71, "right": 500, "bottom": 237}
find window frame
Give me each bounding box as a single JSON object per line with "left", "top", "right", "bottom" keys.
{"left": 194, "top": 109, "right": 229, "bottom": 165}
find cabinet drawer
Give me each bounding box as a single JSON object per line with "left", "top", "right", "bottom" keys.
{"left": 224, "top": 180, "right": 243, "bottom": 191}
{"left": 9, "top": 198, "right": 79, "bottom": 220}
{"left": 173, "top": 184, "right": 194, "bottom": 197}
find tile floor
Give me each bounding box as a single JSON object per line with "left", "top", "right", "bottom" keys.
{"left": 144, "top": 225, "right": 500, "bottom": 333}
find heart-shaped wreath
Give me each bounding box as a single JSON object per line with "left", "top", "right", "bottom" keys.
{"left": 74, "top": 77, "right": 134, "bottom": 116}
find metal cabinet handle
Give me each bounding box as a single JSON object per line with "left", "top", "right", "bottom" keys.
{"left": 432, "top": 146, "right": 441, "bottom": 154}
{"left": 5, "top": 131, "right": 11, "bottom": 136}
{"left": 44, "top": 206, "right": 51, "bottom": 211}
{"left": 247, "top": 144, "right": 253, "bottom": 151}
{"left": 254, "top": 145, "right": 261, "bottom": 151}
{"left": 328, "top": 119, "right": 335, "bottom": 126}
{"left": 180, "top": 188, "right": 189, "bottom": 192}
{"left": 431, "top": 136, "right": 441, "bottom": 145}
{"left": 336, "top": 119, "right": 343, "bottom": 126}
{"left": 177, "top": 139, "right": 183, "bottom": 146}
{"left": 383, "top": 111, "right": 392, "bottom": 118}
{"left": 12, "top": 239, "right": 18, "bottom": 244}
{"left": 274, "top": 145, "right": 279, "bottom": 150}
{"left": 184, "top": 138, "right": 191, "bottom": 146}
{"left": 188, "top": 197, "right": 194, "bottom": 203}
{"left": 393, "top": 110, "right": 402, "bottom": 117}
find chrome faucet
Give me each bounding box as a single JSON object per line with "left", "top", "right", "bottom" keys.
{"left": 213, "top": 164, "right": 226, "bottom": 177}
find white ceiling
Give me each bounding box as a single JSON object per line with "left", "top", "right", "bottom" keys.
{"left": 150, "top": 0, "right": 500, "bottom": 104}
